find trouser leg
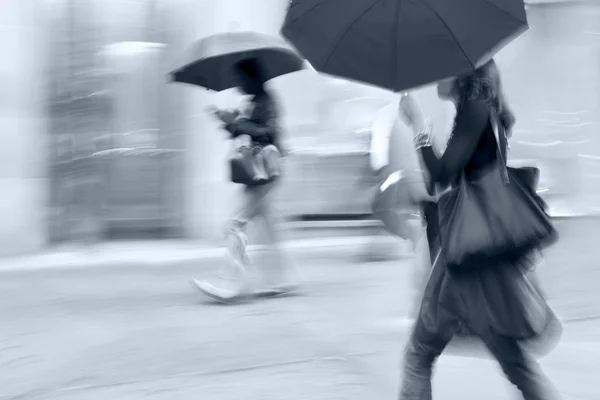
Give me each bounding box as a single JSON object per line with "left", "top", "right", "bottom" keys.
{"left": 481, "top": 329, "right": 562, "bottom": 400}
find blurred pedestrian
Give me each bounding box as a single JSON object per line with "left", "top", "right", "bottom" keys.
{"left": 362, "top": 102, "right": 419, "bottom": 262}
{"left": 396, "top": 92, "right": 442, "bottom": 267}
{"left": 397, "top": 60, "right": 561, "bottom": 400}
{"left": 364, "top": 96, "right": 437, "bottom": 316}
{"left": 366, "top": 99, "right": 433, "bottom": 242}
{"left": 191, "top": 58, "right": 296, "bottom": 303}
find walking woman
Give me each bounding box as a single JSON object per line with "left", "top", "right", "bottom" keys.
{"left": 191, "top": 58, "right": 295, "bottom": 302}
{"left": 397, "top": 60, "right": 561, "bottom": 400}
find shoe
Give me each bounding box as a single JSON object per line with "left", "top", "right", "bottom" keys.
{"left": 190, "top": 279, "right": 244, "bottom": 304}
{"left": 253, "top": 283, "right": 300, "bottom": 298}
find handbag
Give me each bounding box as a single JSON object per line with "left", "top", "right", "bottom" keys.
{"left": 508, "top": 166, "right": 549, "bottom": 213}
{"left": 229, "top": 143, "right": 281, "bottom": 186}
{"left": 437, "top": 115, "right": 558, "bottom": 271}
{"left": 229, "top": 145, "right": 258, "bottom": 185}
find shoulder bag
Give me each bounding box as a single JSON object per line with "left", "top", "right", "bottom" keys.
{"left": 437, "top": 115, "right": 558, "bottom": 271}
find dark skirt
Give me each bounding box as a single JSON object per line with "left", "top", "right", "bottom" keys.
{"left": 416, "top": 248, "right": 562, "bottom": 357}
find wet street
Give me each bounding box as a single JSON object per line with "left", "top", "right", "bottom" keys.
{"left": 1, "top": 218, "right": 600, "bottom": 399}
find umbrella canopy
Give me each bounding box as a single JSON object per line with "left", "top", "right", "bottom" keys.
{"left": 282, "top": 0, "right": 528, "bottom": 92}
{"left": 170, "top": 31, "right": 305, "bottom": 91}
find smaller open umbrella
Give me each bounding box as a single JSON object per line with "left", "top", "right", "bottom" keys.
{"left": 170, "top": 31, "right": 305, "bottom": 92}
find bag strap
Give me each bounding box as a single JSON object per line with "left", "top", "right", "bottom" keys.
{"left": 457, "top": 111, "right": 510, "bottom": 185}
{"left": 490, "top": 113, "right": 510, "bottom": 183}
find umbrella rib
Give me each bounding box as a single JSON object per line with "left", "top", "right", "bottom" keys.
{"left": 419, "top": 0, "right": 475, "bottom": 69}
{"left": 322, "top": 0, "right": 384, "bottom": 71}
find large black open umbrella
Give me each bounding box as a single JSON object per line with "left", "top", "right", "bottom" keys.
{"left": 170, "top": 31, "right": 305, "bottom": 92}
{"left": 282, "top": 0, "right": 528, "bottom": 92}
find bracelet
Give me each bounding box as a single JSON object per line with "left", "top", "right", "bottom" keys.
{"left": 419, "top": 120, "right": 433, "bottom": 136}
{"left": 413, "top": 122, "right": 433, "bottom": 149}
{"left": 414, "top": 136, "right": 431, "bottom": 150}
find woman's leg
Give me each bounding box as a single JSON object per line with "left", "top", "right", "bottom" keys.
{"left": 408, "top": 201, "right": 438, "bottom": 319}
{"left": 481, "top": 329, "right": 562, "bottom": 400}
{"left": 409, "top": 221, "right": 432, "bottom": 318}
{"left": 399, "top": 318, "right": 458, "bottom": 400}
{"left": 399, "top": 340, "right": 437, "bottom": 400}
{"left": 220, "top": 186, "right": 264, "bottom": 291}
{"left": 254, "top": 182, "right": 296, "bottom": 292}
{"left": 399, "top": 253, "right": 460, "bottom": 400}
{"left": 190, "top": 187, "right": 262, "bottom": 301}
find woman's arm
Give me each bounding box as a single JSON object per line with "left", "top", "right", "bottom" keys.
{"left": 226, "top": 97, "right": 278, "bottom": 142}
{"left": 418, "top": 100, "right": 490, "bottom": 187}
{"left": 227, "top": 118, "right": 277, "bottom": 141}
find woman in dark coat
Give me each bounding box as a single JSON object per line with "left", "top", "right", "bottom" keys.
{"left": 397, "top": 60, "right": 561, "bottom": 400}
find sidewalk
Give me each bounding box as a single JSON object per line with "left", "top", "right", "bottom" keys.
{"left": 1, "top": 252, "right": 598, "bottom": 400}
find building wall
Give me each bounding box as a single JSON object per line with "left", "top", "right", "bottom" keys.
{"left": 497, "top": 2, "right": 600, "bottom": 204}
{"left": 0, "top": 1, "right": 48, "bottom": 256}
{"left": 1, "top": 0, "right": 598, "bottom": 256}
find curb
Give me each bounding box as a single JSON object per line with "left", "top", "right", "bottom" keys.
{"left": 2, "top": 214, "right": 596, "bottom": 273}
{"left": 0, "top": 235, "right": 406, "bottom": 273}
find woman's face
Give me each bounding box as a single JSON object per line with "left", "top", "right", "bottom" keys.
{"left": 437, "top": 78, "right": 456, "bottom": 100}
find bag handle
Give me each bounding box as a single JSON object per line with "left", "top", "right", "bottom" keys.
{"left": 491, "top": 113, "right": 510, "bottom": 184}
{"left": 456, "top": 110, "right": 510, "bottom": 186}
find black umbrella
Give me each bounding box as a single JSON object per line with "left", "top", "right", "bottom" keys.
{"left": 282, "top": 0, "right": 528, "bottom": 92}
{"left": 170, "top": 31, "right": 305, "bottom": 91}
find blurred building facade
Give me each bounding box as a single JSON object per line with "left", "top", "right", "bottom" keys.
{"left": 1, "top": 0, "right": 599, "bottom": 256}
{"left": 1, "top": 1, "right": 48, "bottom": 256}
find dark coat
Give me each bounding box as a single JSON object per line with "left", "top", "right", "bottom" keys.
{"left": 416, "top": 100, "right": 559, "bottom": 348}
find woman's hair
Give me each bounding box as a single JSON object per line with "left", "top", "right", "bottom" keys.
{"left": 453, "top": 59, "right": 516, "bottom": 135}
{"left": 233, "top": 57, "right": 267, "bottom": 92}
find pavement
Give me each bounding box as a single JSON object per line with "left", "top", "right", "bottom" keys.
{"left": 1, "top": 218, "right": 599, "bottom": 399}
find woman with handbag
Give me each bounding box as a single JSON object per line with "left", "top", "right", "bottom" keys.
{"left": 397, "top": 60, "right": 561, "bottom": 400}
{"left": 191, "top": 58, "right": 295, "bottom": 303}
